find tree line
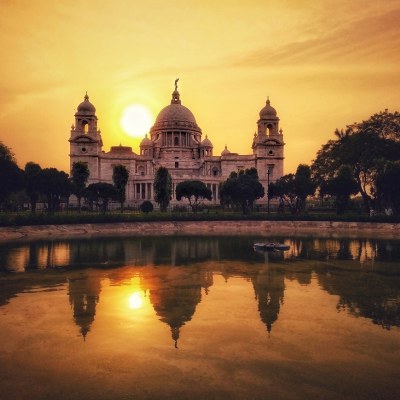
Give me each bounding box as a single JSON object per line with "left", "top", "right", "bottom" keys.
{"left": 0, "top": 147, "right": 130, "bottom": 213}
{"left": 1, "top": 109, "right": 400, "bottom": 215}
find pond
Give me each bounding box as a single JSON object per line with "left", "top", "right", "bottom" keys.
{"left": 0, "top": 234, "right": 399, "bottom": 400}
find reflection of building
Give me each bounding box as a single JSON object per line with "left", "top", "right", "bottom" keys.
{"left": 252, "top": 267, "right": 285, "bottom": 333}
{"left": 69, "top": 83, "right": 285, "bottom": 206}
{"left": 140, "top": 267, "right": 212, "bottom": 348}
{"left": 68, "top": 273, "right": 102, "bottom": 339}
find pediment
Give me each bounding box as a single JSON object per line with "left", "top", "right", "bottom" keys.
{"left": 73, "top": 135, "right": 95, "bottom": 143}
{"left": 263, "top": 139, "right": 281, "bottom": 146}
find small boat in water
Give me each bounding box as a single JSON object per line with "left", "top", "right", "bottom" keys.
{"left": 253, "top": 242, "right": 290, "bottom": 251}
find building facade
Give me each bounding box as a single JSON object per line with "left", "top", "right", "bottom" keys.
{"left": 69, "top": 84, "right": 285, "bottom": 206}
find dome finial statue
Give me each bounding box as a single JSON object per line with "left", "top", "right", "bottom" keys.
{"left": 171, "top": 78, "right": 181, "bottom": 104}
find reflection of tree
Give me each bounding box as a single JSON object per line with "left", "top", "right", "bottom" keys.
{"left": 336, "top": 239, "right": 352, "bottom": 260}
{"left": 0, "top": 274, "right": 66, "bottom": 307}
{"left": 68, "top": 272, "right": 102, "bottom": 339}
{"left": 318, "top": 271, "right": 400, "bottom": 329}
{"left": 69, "top": 239, "right": 126, "bottom": 267}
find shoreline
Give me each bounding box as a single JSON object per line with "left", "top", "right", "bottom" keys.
{"left": 1, "top": 220, "right": 400, "bottom": 242}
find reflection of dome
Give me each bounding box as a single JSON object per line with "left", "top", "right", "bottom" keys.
{"left": 259, "top": 98, "right": 276, "bottom": 118}
{"left": 201, "top": 135, "right": 213, "bottom": 148}
{"left": 140, "top": 134, "right": 153, "bottom": 147}
{"left": 77, "top": 93, "right": 96, "bottom": 114}
{"left": 221, "top": 145, "right": 231, "bottom": 156}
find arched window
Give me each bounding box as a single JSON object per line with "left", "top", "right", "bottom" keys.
{"left": 82, "top": 121, "right": 89, "bottom": 133}
{"left": 174, "top": 136, "right": 179, "bottom": 146}
{"left": 267, "top": 124, "right": 273, "bottom": 136}
{"left": 212, "top": 167, "right": 219, "bottom": 177}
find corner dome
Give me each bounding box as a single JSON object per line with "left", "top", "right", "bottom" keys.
{"left": 259, "top": 98, "right": 277, "bottom": 119}
{"left": 77, "top": 93, "right": 96, "bottom": 114}
{"left": 200, "top": 135, "right": 213, "bottom": 148}
{"left": 221, "top": 145, "right": 231, "bottom": 156}
{"left": 140, "top": 134, "right": 153, "bottom": 147}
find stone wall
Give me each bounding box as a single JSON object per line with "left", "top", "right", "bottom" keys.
{"left": 1, "top": 220, "right": 400, "bottom": 242}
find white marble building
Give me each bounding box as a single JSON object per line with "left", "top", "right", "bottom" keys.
{"left": 69, "top": 83, "right": 285, "bottom": 206}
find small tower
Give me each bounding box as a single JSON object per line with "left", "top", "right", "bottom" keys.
{"left": 252, "top": 97, "right": 285, "bottom": 184}
{"left": 200, "top": 135, "right": 213, "bottom": 157}
{"left": 69, "top": 93, "right": 103, "bottom": 182}
{"left": 257, "top": 97, "right": 280, "bottom": 137}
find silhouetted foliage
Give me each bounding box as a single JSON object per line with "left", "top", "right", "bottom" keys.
{"left": 376, "top": 161, "right": 400, "bottom": 214}
{"left": 175, "top": 180, "right": 212, "bottom": 212}
{"left": 71, "top": 162, "right": 90, "bottom": 212}
{"left": 323, "top": 165, "right": 359, "bottom": 214}
{"left": 293, "top": 164, "right": 316, "bottom": 212}
{"left": 140, "top": 200, "right": 154, "bottom": 213}
{"left": 220, "top": 168, "right": 264, "bottom": 214}
{"left": 311, "top": 110, "right": 400, "bottom": 211}
{"left": 25, "top": 162, "right": 42, "bottom": 213}
{"left": 269, "top": 165, "right": 315, "bottom": 214}
{"left": 153, "top": 167, "right": 172, "bottom": 212}
{"left": 112, "top": 164, "right": 129, "bottom": 212}
{"left": 0, "top": 142, "right": 25, "bottom": 208}
{"left": 39, "top": 168, "right": 71, "bottom": 213}
{"left": 84, "top": 182, "right": 117, "bottom": 214}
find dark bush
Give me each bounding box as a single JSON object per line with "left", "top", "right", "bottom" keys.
{"left": 140, "top": 201, "right": 154, "bottom": 213}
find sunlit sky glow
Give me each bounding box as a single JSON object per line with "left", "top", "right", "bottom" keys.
{"left": 0, "top": 0, "right": 399, "bottom": 173}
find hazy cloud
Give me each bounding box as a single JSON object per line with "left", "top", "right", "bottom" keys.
{"left": 235, "top": 8, "right": 400, "bottom": 68}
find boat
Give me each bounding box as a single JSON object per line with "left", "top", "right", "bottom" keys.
{"left": 253, "top": 242, "right": 290, "bottom": 251}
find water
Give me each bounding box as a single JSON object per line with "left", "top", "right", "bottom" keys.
{"left": 0, "top": 235, "right": 399, "bottom": 400}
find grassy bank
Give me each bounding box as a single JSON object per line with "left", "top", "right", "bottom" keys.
{"left": 1, "top": 210, "right": 399, "bottom": 227}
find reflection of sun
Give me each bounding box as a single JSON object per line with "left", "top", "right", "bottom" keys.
{"left": 128, "top": 291, "right": 144, "bottom": 309}
{"left": 121, "top": 104, "right": 153, "bottom": 138}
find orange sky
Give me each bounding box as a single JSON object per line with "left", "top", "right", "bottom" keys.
{"left": 0, "top": 0, "right": 399, "bottom": 174}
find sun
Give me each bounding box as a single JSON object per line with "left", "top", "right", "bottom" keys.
{"left": 121, "top": 104, "right": 154, "bottom": 138}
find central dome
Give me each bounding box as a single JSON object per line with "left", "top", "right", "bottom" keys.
{"left": 151, "top": 82, "right": 201, "bottom": 133}
{"left": 155, "top": 103, "right": 197, "bottom": 125}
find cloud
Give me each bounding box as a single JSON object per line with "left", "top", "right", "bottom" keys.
{"left": 235, "top": 8, "right": 400, "bottom": 68}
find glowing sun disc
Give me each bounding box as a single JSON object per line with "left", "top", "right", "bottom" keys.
{"left": 121, "top": 104, "right": 153, "bottom": 138}
{"left": 128, "top": 292, "right": 143, "bottom": 309}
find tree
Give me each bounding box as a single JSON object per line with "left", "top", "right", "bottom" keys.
{"left": 0, "top": 142, "right": 25, "bottom": 207}
{"left": 220, "top": 168, "right": 264, "bottom": 214}
{"left": 153, "top": 167, "right": 172, "bottom": 212}
{"left": 140, "top": 200, "right": 154, "bottom": 213}
{"left": 294, "top": 164, "right": 316, "bottom": 212}
{"left": 376, "top": 161, "right": 400, "bottom": 215}
{"left": 175, "top": 180, "right": 212, "bottom": 212}
{"left": 323, "top": 165, "right": 359, "bottom": 214}
{"left": 112, "top": 165, "right": 129, "bottom": 212}
{"left": 25, "top": 162, "right": 42, "bottom": 213}
{"left": 71, "top": 162, "right": 90, "bottom": 212}
{"left": 84, "top": 182, "right": 117, "bottom": 214}
{"left": 268, "top": 174, "right": 297, "bottom": 213}
{"left": 39, "top": 168, "right": 71, "bottom": 212}
{"left": 311, "top": 111, "right": 400, "bottom": 212}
